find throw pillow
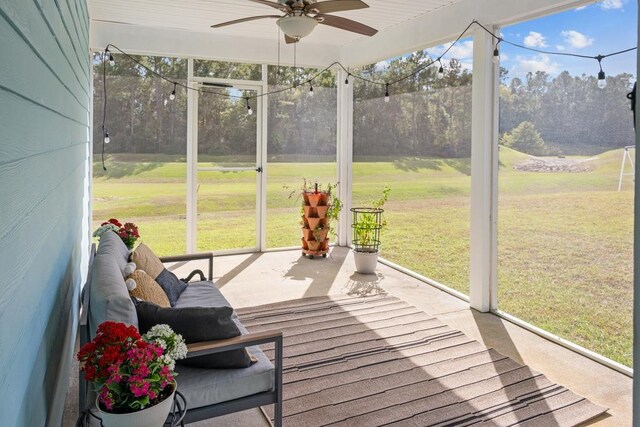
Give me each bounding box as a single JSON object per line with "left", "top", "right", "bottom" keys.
{"left": 130, "top": 243, "right": 164, "bottom": 279}
{"left": 127, "top": 270, "right": 171, "bottom": 308}
{"left": 155, "top": 268, "right": 188, "bottom": 307}
{"left": 135, "top": 301, "right": 255, "bottom": 369}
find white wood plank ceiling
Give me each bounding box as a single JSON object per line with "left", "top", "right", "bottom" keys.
{"left": 89, "top": 0, "right": 461, "bottom": 47}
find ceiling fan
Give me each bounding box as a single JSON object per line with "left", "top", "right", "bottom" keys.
{"left": 211, "top": 0, "right": 378, "bottom": 43}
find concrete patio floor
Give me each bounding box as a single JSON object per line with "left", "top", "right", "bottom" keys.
{"left": 64, "top": 246, "right": 632, "bottom": 426}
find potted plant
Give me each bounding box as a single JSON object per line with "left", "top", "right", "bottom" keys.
{"left": 351, "top": 186, "right": 390, "bottom": 274}
{"left": 77, "top": 321, "right": 187, "bottom": 427}
{"left": 93, "top": 218, "right": 140, "bottom": 249}
{"left": 287, "top": 179, "right": 342, "bottom": 258}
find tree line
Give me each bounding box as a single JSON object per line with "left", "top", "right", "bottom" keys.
{"left": 93, "top": 52, "right": 635, "bottom": 162}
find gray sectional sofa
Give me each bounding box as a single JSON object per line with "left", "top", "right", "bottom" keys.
{"left": 79, "top": 231, "right": 283, "bottom": 425}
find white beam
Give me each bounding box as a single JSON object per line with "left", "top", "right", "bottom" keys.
{"left": 186, "top": 59, "right": 197, "bottom": 254}
{"left": 339, "top": 0, "right": 594, "bottom": 68}
{"left": 633, "top": 4, "right": 639, "bottom": 423}
{"left": 337, "top": 69, "right": 354, "bottom": 247}
{"left": 90, "top": 21, "right": 340, "bottom": 68}
{"left": 469, "top": 26, "right": 498, "bottom": 312}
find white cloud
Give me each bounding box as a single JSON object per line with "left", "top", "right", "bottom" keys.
{"left": 374, "top": 60, "right": 390, "bottom": 71}
{"left": 600, "top": 0, "right": 624, "bottom": 9}
{"left": 499, "top": 52, "right": 509, "bottom": 62}
{"left": 561, "top": 30, "right": 594, "bottom": 49}
{"left": 524, "top": 31, "right": 547, "bottom": 48}
{"left": 574, "top": 5, "right": 588, "bottom": 11}
{"left": 428, "top": 40, "right": 474, "bottom": 60}
{"left": 511, "top": 54, "right": 559, "bottom": 77}
{"left": 555, "top": 45, "right": 565, "bottom": 51}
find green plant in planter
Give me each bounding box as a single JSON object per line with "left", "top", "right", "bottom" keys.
{"left": 352, "top": 185, "right": 391, "bottom": 251}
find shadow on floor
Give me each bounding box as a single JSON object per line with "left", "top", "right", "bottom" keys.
{"left": 342, "top": 273, "right": 387, "bottom": 297}
{"left": 282, "top": 248, "right": 348, "bottom": 298}
{"left": 470, "top": 309, "right": 524, "bottom": 365}
{"left": 215, "top": 253, "right": 263, "bottom": 289}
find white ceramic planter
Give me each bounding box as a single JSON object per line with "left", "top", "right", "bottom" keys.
{"left": 353, "top": 250, "right": 379, "bottom": 274}
{"left": 98, "top": 382, "right": 175, "bottom": 427}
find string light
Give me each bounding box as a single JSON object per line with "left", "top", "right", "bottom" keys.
{"left": 103, "top": 130, "right": 110, "bottom": 144}
{"left": 100, "top": 22, "right": 636, "bottom": 122}
{"left": 437, "top": 60, "right": 445, "bottom": 80}
{"left": 493, "top": 39, "right": 502, "bottom": 64}
{"left": 596, "top": 55, "right": 607, "bottom": 89}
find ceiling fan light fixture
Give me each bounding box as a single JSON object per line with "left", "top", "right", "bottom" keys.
{"left": 277, "top": 15, "right": 318, "bottom": 38}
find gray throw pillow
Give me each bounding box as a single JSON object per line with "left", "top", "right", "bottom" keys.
{"left": 155, "top": 268, "right": 188, "bottom": 307}
{"left": 135, "top": 301, "right": 254, "bottom": 369}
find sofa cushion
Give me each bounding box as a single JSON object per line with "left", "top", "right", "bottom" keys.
{"left": 127, "top": 270, "right": 171, "bottom": 307}
{"left": 135, "top": 302, "right": 254, "bottom": 368}
{"left": 155, "top": 268, "right": 187, "bottom": 307}
{"left": 89, "top": 253, "right": 138, "bottom": 337}
{"left": 174, "top": 281, "right": 236, "bottom": 318}
{"left": 95, "top": 230, "right": 130, "bottom": 276}
{"left": 175, "top": 344, "right": 274, "bottom": 409}
{"left": 130, "top": 243, "right": 164, "bottom": 279}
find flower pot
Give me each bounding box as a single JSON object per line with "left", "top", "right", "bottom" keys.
{"left": 302, "top": 192, "right": 310, "bottom": 206}
{"left": 312, "top": 227, "right": 329, "bottom": 243}
{"left": 315, "top": 205, "right": 329, "bottom": 218}
{"left": 320, "top": 240, "right": 329, "bottom": 251}
{"left": 97, "top": 382, "right": 176, "bottom": 427}
{"left": 306, "top": 217, "right": 324, "bottom": 230}
{"left": 302, "top": 227, "right": 314, "bottom": 241}
{"left": 307, "top": 240, "right": 321, "bottom": 251}
{"left": 306, "top": 192, "right": 329, "bottom": 207}
{"left": 301, "top": 238, "right": 309, "bottom": 250}
{"left": 303, "top": 205, "right": 315, "bottom": 218}
{"left": 353, "top": 249, "right": 378, "bottom": 274}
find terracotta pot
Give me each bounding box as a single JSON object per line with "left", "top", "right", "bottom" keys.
{"left": 307, "top": 217, "right": 324, "bottom": 230}
{"left": 303, "top": 205, "right": 314, "bottom": 217}
{"left": 313, "top": 227, "right": 329, "bottom": 243}
{"left": 320, "top": 240, "right": 329, "bottom": 251}
{"left": 301, "top": 227, "right": 314, "bottom": 241}
{"left": 306, "top": 192, "right": 329, "bottom": 207}
{"left": 98, "top": 382, "right": 176, "bottom": 427}
{"left": 302, "top": 217, "right": 310, "bottom": 228}
{"left": 307, "top": 240, "right": 321, "bottom": 251}
{"left": 301, "top": 238, "right": 309, "bottom": 250}
{"left": 302, "top": 192, "right": 310, "bottom": 206}
{"left": 315, "top": 205, "right": 329, "bottom": 218}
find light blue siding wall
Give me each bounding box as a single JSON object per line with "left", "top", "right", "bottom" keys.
{"left": 0, "top": 0, "right": 90, "bottom": 425}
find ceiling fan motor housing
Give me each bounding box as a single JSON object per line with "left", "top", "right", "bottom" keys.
{"left": 277, "top": 15, "right": 318, "bottom": 38}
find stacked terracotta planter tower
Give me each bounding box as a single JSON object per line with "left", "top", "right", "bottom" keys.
{"left": 301, "top": 187, "right": 330, "bottom": 259}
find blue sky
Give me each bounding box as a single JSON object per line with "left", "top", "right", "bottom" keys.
{"left": 408, "top": 0, "right": 637, "bottom": 81}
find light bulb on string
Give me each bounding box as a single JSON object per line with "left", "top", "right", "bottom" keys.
{"left": 596, "top": 56, "right": 607, "bottom": 89}
{"left": 492, "top": 39, "right": 501, "bottom": 64}
{"left": 169, "top": 83, "right": 176, "bottom": 101}
{"left": 345, "top": 73, "right": 350, "bottom": 85}
{"left": 105, "top": 48, "right": 115, "bottom": 66}
{"left": 437, "top": 60, "right": 444, "bottom": 80}
{"left": 104, "top": 131, "right": 110, "bottom": 144}
{"left": 246, "top": 98, "right": 253, "bottom": 115}
{"left": 384, "top": 84, "right": 390, "bottom": 103}
{"left": 309, "top": 82, "right": 314, "bottom": 96}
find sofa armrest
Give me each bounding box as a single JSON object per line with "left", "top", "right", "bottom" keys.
{"left": 186, "top": 330, "right": 283, "bottom": 358}
{"left": 160, "top": 252, "right": 214, "bottom": 281}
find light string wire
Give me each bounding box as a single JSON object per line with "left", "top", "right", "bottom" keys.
{"left": 100, "top": 19, "right": 638, "bottom": 167}
{"left": 103, "top": 19, "right": 637, "bottom": 103}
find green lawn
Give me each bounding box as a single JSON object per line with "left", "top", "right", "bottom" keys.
{"left": 93, "top": 147, "right": 634, "bottom": 367}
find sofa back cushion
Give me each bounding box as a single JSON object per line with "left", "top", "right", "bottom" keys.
{"left": 95, "top": 230, "right": 130, "bottom": 276}
{"left": 89, "top": 253, "right": 138, "bottom": 337}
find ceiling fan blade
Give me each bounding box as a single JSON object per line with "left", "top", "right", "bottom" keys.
{"left": 317, "top": 14, "right": 378, "bottom": 36}
{"left": 310, "top": 0, "right": 369, "bottom": 14}
{"left": 248, "top": 0, "right": 290, "bottom": 12}
{"left": 211, "top": 15, "right": 281, "bottom": 28}
{"left": 284, "top": 34, "right": 299, "bottom": 44}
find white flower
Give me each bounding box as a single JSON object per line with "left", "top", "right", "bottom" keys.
{"left": 143, "top": 324, "right": 188, "bottom": 366}
{"left": 92, "top": 223, "right": 119, "bottom": 238}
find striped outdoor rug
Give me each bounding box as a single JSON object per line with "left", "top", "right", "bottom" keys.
{"left": 237, "top": 294, "right": 607, "bottom": 426}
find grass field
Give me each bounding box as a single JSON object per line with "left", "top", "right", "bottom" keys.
{"left": 93, "top": 147, "right": 633, "bottom": 367}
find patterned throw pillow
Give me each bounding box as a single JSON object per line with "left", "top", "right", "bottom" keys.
{"left": 127, "top": 270, "right": 171, "bottom": 308}
{"left": 131, "top": 243, "right": 187, "bottom": 306}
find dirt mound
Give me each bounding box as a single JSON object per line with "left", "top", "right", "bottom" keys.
{"left": 513, "top": 156, "right": 597, "bottom": 173}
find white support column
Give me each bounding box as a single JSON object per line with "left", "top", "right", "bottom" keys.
{"left": 259, "top": 63, "right": 269, "bottom": 251}
{"left": 469, "top": 26, "right": 499, "bottom": 312}
{"left": 632, "top": 8, "right": 639, "bottom": 424}
{"left": 337, "top": 68, "right": 354, "bottom": 247}
{"left": 186, "top": 58, "right": 198, "bottom": 254}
